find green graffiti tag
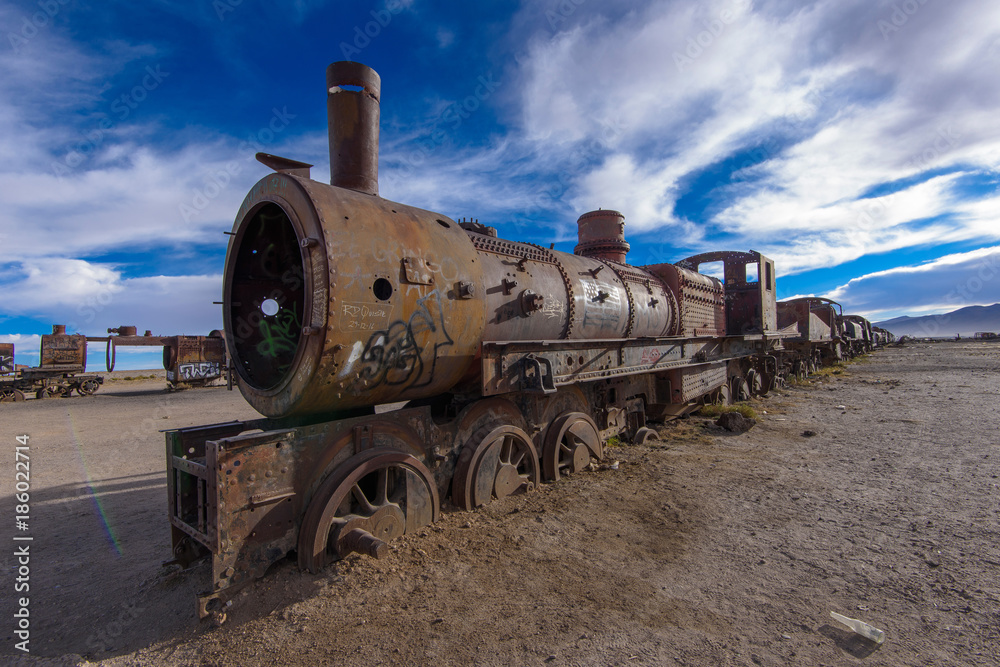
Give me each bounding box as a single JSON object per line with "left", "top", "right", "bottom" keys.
{"left": 256, "top": 302, "right": 301, "bottom": 360}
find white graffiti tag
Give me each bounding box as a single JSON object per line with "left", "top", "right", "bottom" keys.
{"left": 177, "top": 362, "right": 221, "bottom": 380}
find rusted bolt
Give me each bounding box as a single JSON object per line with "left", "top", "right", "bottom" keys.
{"left": 458, "top": 281, "right": 476, "bottom": 299}
{"left": 299, "top": 237, "right": 319, "bottom": 248}
{"left": 302, "top": 326, "right": 323, "bottom": 336}
{"left": 517, "top": 256, "right": 529, "bottom": 270}
{"left": 593, "top": 290, "right": 610, "bottom": 303}
{"left": 502, "top": 278, "right": 518, "bottom": 294}
{"left": 520, "top": 290, "right": 544, "bottom": 313}
{"left": 589, "top": 266, "right": 604, "bottom": 278}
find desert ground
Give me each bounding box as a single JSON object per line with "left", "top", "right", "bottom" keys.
{"left": 2, "top": 342, "right": 999, "bottom": 666}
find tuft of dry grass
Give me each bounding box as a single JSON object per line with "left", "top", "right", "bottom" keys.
{"left": 812, "top": 363, "right": 849, "bottom": 378}
{"left": 113, "top": 374, "right": 159, "bottom": 382}
{"left": 697, "top": 402, "right": 758, "bottom": 420}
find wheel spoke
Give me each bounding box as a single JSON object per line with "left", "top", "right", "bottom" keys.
{"left": 350, "top": 483, "right": 377, "bottom": 515}
{"left": 511, "top": 446, "right": 525, "bottom": 467}
{"left": 499, "top": 435, "right": 513, "bottom": 462}
{"left": 375, "top": 468, "right": 389, "bottom": 506}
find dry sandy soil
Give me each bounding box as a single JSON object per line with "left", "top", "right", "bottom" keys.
{"left": 2, "top": 342, "right": 999, "bottom": 666}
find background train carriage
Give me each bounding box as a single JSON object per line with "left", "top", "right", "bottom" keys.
{"left": 0, "top": 326, "right": 103, "bottom": 402}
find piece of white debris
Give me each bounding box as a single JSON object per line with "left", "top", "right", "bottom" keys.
{"left": 830, "top": 611, "right": 885, "bottom": 644}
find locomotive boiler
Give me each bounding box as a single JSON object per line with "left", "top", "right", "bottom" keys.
{"left": 167, "top": 62, "right": 796, "bottom": 621}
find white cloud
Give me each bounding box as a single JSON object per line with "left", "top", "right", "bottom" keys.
{"left": 508, "top": 0, "right": 1000, "bottom": 274}
{"left": 825, "top": 245, "right": 1000, "bottom": 318}
{"left": 2, "top": 258, "right": 222, "bottom": 336}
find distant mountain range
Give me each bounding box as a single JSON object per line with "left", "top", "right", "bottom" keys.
{"left": 874, "top": 303, "right": 1000, "bottom": 338}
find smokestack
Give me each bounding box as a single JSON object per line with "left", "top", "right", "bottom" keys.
{"left": 326, "top": 61, "right": 381, "bottom": 196}
{"left": 574, "top": 209, "right": 630, "bottom": 264}
{"left": 52, "top": 324, "right": 66, "bottom": 335}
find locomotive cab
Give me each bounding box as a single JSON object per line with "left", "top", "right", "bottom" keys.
{"left": 676, "top": 251, "right": 778, "bottom": 336}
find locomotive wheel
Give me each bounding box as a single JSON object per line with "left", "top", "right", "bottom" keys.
{"left": 733, "top": 377, "right": 751, "bottom": 402}
{"left": 746, "top": 369, "right": 763, "bottom": 396}
{"left": 35, "top": 386, "right": 62, "bottom": 399}
{"left": 77, "top": 379, "right": 101, "bottom": 396}
{"left": 1, "top": 388, "right": 26, "bottom": 402}
{"left": 298, "top": 449, "right": 439, "bottom": 574}
{"left": 542, "top": 412, "right": 602, "bottom": 481}
{"left": 452, "top": 425, "right": 539, "bottom": 510}
{"left": 633, "top": 427, "right": 659, "bottom": 445}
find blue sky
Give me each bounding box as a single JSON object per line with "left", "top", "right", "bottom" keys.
{"left": 2, "top": 0, "right": 999, "bottom": 369}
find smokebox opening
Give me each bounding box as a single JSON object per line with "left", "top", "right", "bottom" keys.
{"left": 228, "top": 202, "right": 306, "bottom": 390}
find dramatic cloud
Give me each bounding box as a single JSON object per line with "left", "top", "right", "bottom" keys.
{"left": 826, "top": 246, "right": 1000, "bottom": 319}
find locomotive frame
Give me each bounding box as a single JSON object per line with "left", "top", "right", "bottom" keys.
{"left": 163, "top": 62, "right": 888, "bottom": 621}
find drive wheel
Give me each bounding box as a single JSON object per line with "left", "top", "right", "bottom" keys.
{"left": 35, "top": 386, "right": 62, "bottom": 399}
{"left": 298, "top": 449, "right": 439, "bottom": 574}
{"left": 452, "top": 425, "right": 539, "bottom": 510}
{"left": 77, "top": 379, "right": 101, "bottom": 396}
{"left": 1, "top": 388, "right": 25, "bottom": 403}
{"left": 542, "top": 412, "right": 602, "bottom": 481}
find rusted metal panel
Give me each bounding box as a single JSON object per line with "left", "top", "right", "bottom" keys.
{"left": 402, "top": 256, "right": 435, "bottom": 285}
{"left": 665, "top": 361, "right": 728, "bottom": 404}
{"left": 40, "top": 325, "right": 87, "bottom": 369}
{"left": 0, "top": 343, "right": 13, "bottom": 374}
{"left": 474, "top": 234, "right": 568, "bottom": 342}
{"left": 644, "top": 263, "right": 726, "bottom": 337}
{"left": 603, "top": 262, "right": 677, "bottom": 338}
{"left": 168, "top": 336, "right": 227, "bottom": 383}
{"left": 559, "top": 252, "right": 631, "bottom": 340}
{"left": 777, "top": 298, "right": 839, "bottom": 343}
{"left": 479, "top": 335, "right": 781, "bottom": 397}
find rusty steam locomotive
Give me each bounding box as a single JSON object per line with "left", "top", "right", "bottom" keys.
{"left": 165, "top": 62, "right": 887, "bottom": 620}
